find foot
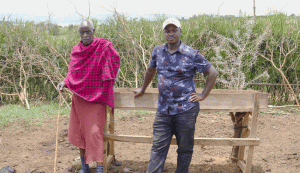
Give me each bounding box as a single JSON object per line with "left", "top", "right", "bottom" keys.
{"left": 80, "top": 156, "right": 91, "bottom": 173}
{"left": 79, "top": 170, "right": 91, "bottom": 173}
{"left": 96, "top": 165, "right": 104, "bottom": 173}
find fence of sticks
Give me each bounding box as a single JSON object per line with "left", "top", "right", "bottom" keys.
{"left": 101, "top": 88, "right": 268, "bottom": 173}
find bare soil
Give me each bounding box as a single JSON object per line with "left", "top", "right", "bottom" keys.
{"left": 0, "top": 107, "right": 299, "bottom": 173}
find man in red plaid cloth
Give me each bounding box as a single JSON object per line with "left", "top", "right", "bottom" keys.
{"left": 57, "top": 19, "right": 120, "bottom": 173}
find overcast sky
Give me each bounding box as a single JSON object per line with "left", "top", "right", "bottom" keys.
{"left": 1, "top": 0, "right": 299, "bottom": 25}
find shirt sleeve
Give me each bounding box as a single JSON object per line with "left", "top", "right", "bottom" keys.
{"left": 194, "top": 51, "right": 212, "bottom": 73}
{"left": 149, "top": 47, "right": 157, "bottom": 68}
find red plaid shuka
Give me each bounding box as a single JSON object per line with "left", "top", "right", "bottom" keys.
{"left": 64, "top": 37, "right": 120, "bottom": 108}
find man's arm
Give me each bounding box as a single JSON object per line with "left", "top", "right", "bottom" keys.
{"left": 134, "top": 67, "right": 156, "bottom": 98}
{"left": 190, "top": 65, "right": 218, "bottom": 102}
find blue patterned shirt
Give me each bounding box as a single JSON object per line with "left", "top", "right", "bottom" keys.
{"left": 149, "top": 42, "right": 212, "bottom": 115}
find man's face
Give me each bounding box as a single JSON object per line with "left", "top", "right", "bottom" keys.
{"left": 164, "top": 24, "right": 181, "bottom": 45}
{"left": 79, "top": 26, "right": 95, "bottom": 46}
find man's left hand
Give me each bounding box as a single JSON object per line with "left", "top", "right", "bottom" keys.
{"left": 190, "top": 92, "right": 205, "bottom": 102}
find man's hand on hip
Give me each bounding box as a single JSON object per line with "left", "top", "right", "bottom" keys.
{"left": 190, "top": 92, "right": 205, "bottom": 102}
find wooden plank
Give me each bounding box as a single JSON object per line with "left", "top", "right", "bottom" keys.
{"left": 245, "top": 94, "right": 259, "bottom": 173}
{"left": 106, "top": 154, "right": 115, "bottom": 170}
{"left": 103, "top": 106, "right": 109, "bottom": 173}
{"left": 104, "top": 134, "right": 260, "bottom": 146}
{"left": 109, "top": 109, "right": 115, "bottom": 156}
{"left": 247, "top": 83, "right": 300, "bottom": 86}
{"left": 258, "top": 93, "right": 268, "bottom": 111}
{"left": 103, "top": 139, "right": 108, "bottom": 172}
{"left": 246, "top": 146, "right": 255, "bottom": 173}
{"left": 114, "top": 92, "right": 158, "bottom": 110}
{"left": 114, "top": 88, "right": 268, "bottom": 111}
{"left": 115, "top": 88, "right": 264, "bottom": 94}
{"left": 250, "top": 93, "right": 259, "bottom": 138}
{"left": 237, "top": 160, "right": 246, "bottom": 173}
{"left": 193, "top": 138, "right": 260, "bottom": 146}
{"left": 114, "top": 107, "right": 254, "bottom": 113}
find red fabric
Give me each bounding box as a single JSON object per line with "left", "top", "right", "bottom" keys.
{"left": 68, "top": 94, "right": 105, "bottom": 164}
{"left": 64, "top": 37, "right": 120, "bottom": 108}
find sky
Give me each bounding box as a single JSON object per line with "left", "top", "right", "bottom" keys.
{"left": 1, "top": 0, "right": 299, "bottom": 26}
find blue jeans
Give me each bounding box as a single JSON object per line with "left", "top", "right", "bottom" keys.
{"left": 146, "top": 103, "right": 200, "bottom": 173}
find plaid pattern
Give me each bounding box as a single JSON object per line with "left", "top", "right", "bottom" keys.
{"left": 149, "top": 42, "right": 211, "bottom": 115}
{"left": 64, "top": 37, "right": 120, "bottom": 108}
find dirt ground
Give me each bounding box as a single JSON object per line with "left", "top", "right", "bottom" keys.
{"left": 0, "top": 107, "right": 299, "bottom": 173}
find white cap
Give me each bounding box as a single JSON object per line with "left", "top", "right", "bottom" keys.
{"left": 162, "top": 18, "right": 181, "bottom": 30}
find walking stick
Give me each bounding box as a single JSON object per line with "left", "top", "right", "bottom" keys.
{"left": 54, "top": 93, "right": 62, "bottom": 173}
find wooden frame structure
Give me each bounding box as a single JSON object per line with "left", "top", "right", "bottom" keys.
{"left": 103, "top": 88, "right": 268, "bottom": 173}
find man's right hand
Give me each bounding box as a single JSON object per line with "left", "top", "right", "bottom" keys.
{"left": 133, "top": 89, "right": 145, "bottom": 98}
{"left": 57, "top": 81, "right": 66, "bottom": 92}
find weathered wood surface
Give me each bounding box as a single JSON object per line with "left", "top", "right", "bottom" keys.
{"left": 104, "top": 133, "right": 260, "bottom": 146}
{"left": 114, "top": 88, "right": 268, "bottom": 112}
{"left": 230, "top": 112, "right": 246, "bottom": 163}
{"left": 246, "top": 146, "right": 255, "bottom": 173}
{"left": 238, "top": 113, "right": 250, "bottom": 161}
{"left": 238, "top": 160, "right": 246, "bottom": 173}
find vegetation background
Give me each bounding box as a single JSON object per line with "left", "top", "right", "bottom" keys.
{"left": 0, "top": 11, "right": 299, "bottom": 108}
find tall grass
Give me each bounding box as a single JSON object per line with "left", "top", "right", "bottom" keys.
{"left": 0, "top": 12, "right": 299, "bottom": 106}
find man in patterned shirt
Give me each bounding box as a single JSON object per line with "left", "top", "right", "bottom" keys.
{"left": 57, "top": 19, "right": 120, "bottom": 173}
{"left": 134, "top": 18, "right": 218, "bottom": 173}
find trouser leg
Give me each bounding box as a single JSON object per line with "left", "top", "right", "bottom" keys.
{"left": 147, "top": 111, "right": 173, "bottom": 173}
{"left": 174, "top": 104, "right": 199, "bottom": 173}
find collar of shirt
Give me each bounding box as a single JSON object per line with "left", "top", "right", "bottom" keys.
{"left": 162, "top": 41, "right": 185, "bottom": 54}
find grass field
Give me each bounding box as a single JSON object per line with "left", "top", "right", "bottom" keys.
{"left": 0, "top": 103, "right": 70, "bottom": 127}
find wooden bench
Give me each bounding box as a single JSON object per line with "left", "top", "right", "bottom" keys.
{"left": 103, "top": 88, "right": 268, "bottom": 173}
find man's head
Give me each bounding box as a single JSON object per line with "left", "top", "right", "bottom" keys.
{"left": 79, "top": 19, "right": 95, "bottom": 46}
{"left": 162, "top": 18, "right": 182, "bottom": 45}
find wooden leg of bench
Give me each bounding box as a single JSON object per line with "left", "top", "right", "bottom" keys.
{"left": 103, "top": 140, "right": 108, "bottom": 173}
{"left": 237, "top": 160, "right": 246, "bottom": 173}
{"left": 245, "top": 146, "right": 255, "bottom": 173}
{"left": 106, "top": 154, "right": 115, "bottom": 168}
{"left": 109, "top": 109, "right": 115, "bottom": 157}
{"left": 103, "top": 106, "right": 110, "bottom": 173}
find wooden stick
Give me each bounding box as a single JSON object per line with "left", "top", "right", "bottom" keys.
{"left": 0, "top": 93, "right": 18, "bottom": 96}
{"left": 103, "top": 106, "right": 109, "bottom": 173}
{"left": 54, "top": 93, "right": 62, "bottom": 173}
{"left": 269, "top": 105, "right": 300, "bottom": 108}
{"left": 104, "top": 134, "right": 260, "bottom": 146}
{"left": 247, "top": 83, "right": 300, "bottom": 86}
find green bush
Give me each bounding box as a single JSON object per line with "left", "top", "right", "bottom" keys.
{"left": 0, "top": 12, "right": 299, "bottom": 105}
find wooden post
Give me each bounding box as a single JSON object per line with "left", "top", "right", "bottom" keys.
{"left": 245, "top": 93, "right": 259, "bottom": 172}
{"left": 103, "top": 106, "right": 116, "bottom": 172}
{"left": 109, "top": 108, "right": 115, "bottom": 160}
{"left": 250, "top": 93, "right": 259, "bottom": 138}
{"left": 103, "top": 106, "right": 109, "bottom": 173}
